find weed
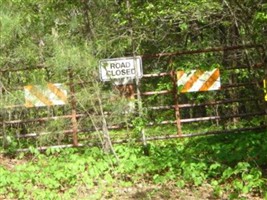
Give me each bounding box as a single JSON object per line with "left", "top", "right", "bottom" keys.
{"left": 0, "top": 130, "right": 267, "bottom": 199}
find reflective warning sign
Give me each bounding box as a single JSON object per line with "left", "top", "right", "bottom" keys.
{"left": 177, "top": 68, "right": 221, "bottom": 93}
{"left": 24, "top": 83, "right": 67, "bottom": 107}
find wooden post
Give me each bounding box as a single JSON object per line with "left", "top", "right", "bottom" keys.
{"left": 171, "top": 70, "right": 182, "bottom": 135}
{"left": 68, "top": 69, "right": 78, "bottom": 146}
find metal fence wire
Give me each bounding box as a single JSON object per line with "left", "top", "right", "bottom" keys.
{"left": 0, "top": 45, "right": 266, "bottom": 151}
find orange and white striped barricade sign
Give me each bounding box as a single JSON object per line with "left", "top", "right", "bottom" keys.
{"left": 24, "top": 83, "right": 67, "bottom": 107}
{"left": 264, "top": 79, "right": 267, "bottom": 101}
{"left": 177, "top": 68, "right": 221, "bottom": 93}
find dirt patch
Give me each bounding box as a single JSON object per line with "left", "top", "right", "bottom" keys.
{"left": 77, "top": 182, "right": 221, "bottom": 200}
{"left": 117, "top": 184, "right": 215, "bottom": 200}
{"left": 118, "top": 184, "right": 224, "bottom": 200}
{"left": 0, "top": 154, "right": 27, "bottom": 170}
{"left": 77, "top": 181, "right": 264, "bottom": 200}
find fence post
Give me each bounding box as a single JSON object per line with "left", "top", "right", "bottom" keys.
{"left": 171, "top": 70, "right": 182, "bottom": 135}
{"left": 134, "top": 57, "right": 149, "bottom": 155}
{"left": 68, "top": 69, "right": 78, "bottom": 147}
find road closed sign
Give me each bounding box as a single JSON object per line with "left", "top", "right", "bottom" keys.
{"left": 99, "top": 56, "right": 143, "bottom": 81}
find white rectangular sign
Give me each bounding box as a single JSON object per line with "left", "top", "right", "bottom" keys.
{"left": 99, "top": 56, "right": 143, "bottom": 81}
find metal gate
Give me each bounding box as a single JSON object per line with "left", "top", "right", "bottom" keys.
{"left": 0, "top": 45, "right": 266, "bottom": 151}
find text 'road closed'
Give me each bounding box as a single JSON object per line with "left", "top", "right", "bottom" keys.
{"left": 99, "top": 56, "right": 143, "bottom": 81}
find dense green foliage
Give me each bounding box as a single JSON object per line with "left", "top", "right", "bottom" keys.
{"left": 1, "top": 0, "right": 266, "bottom": 65}
{"left": 1, "top": 130, "right": 267, "bottom": 199}
{"left": 1, "top": 0, "right": 266, "bottom": 143}
{"left": 0, "top": 0, "right": 267, "bottom": 199}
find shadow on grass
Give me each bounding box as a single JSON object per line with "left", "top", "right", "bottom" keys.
{"left": 145, "top": 129, "right": 267, "bottom": 177}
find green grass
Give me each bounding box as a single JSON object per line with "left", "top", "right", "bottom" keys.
{"left": 1, "top": 129, "right": 267, "bottom": 199}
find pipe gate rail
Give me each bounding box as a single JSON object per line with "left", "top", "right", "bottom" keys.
{"left": 0, "top": 45, "right": 266, "bottom": 151}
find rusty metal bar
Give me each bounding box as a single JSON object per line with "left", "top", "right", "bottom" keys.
{"left": 147, "top": 112, "right": 266, "bottom": 126}
{"left": 16, "top": 124, "right": 130, "bottom": 138}
{"left": 68, "top": 69, "right": 79, "bottom": 146}
{"left": 2, "top": 99, "right": 262, "bottom": 126}
{"left": 142, "top": 44, "right": 263, "bottom": 59}
{"left": 0, "top": 64, "right": 47, "bottom": 72}
{"left": 2, "top": 116, "right": 72, "bottom": 125}
{"left": 0, "top": 111, "right": 143, "bottom": 125}
{"left": 17, "top": 125, "right": 266, "bottom": 152}
{"left": 141, "top": 90, "right": 172, "bottom": 96}
{"left": 1, "top": 46, "right": 262, "bottom": 73}
{"left": 177, "top": 98, "right": 259, "bottom": 108}
{"left": 4, "top": 105, "right": 25, "bottom": 109}
{"left": 139, "top": 82, "right": 260, "bottom": 97}
{"left": 224, "top": 62, "right": 264, "bottom": 70}
{"left": 147, "top": 120, "right": 175, "bottom": 126}
{"left": 221, "top": 82, "right": 258, "bottom": 89}
{"left": 17, "top": 143, "right": 85, "bottom": 152}
{"left": 0, "top": 114, "right": 85, "bottom": 125}
{"left": 140, "top": 63, "right": 264, "bottom": 78}
{"left": 20, "top": 111, "right": 262, "bottom": 136}
{"left": 1, "top": 80, "right": 92, "bottom": 92}
{"left": 180, "top": 112, "right": 266, "bottom": 123}
{"left": 148, "top": 98, "right": 259, "bottom": 110}
{"left": 171, "top": 70, "right": 182, "bottom": 135}
{"left": 148, "top": 105, "right": 175, "bottom": 110}
{"left": 1, "top": 97, "right": 260, "bottom": 126}
{"left": 17, "top": 129, "right": 74, "bottom": 138}
{"left": 1, "top": 61, "right": 262, "bottom": 78}
{"left": 4, "top": 71, "right": 262, "bottom": 95}
{"left": 142, "top": 72, "right": 171, "bottom": 78}
{"left": 141, "top": 63, "right": 263, "bottom": 79}
{"left": 80, "top": 124, "right": 130, "bottom": 132}
{"left": 145, "top": 125, "right": 267, "bottom": 141}
{"left": 1, "top": 79, "right": 261, "bottom": 99}
{"left": 1, "top": 86, "right": 23, "bottom": 92}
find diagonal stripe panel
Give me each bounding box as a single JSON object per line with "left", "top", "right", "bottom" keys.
{"left": 199, "top": 68, "right": 220, "bottom": 91}
{"left": 181, "top": 70, "right": 204, "bottom": 93}
{"left": 47, "top": 83, "right": 67, "bottom": 103}
{"left": 177, "top": 68, "right": 221, "bottom": 93}
{"left": 24, "top": 83, "right": 67, "bottom": 107}
{"left": 24, "top": 100, "right": 34, "bottom": 108}
{"left": 25, "top": 85, "right": 53, "bottom": 106}
{"left": 177, "top": 70, "right": 195, "bottom": 87}
{"left": 176, "top": 71, "right": 185, "bottom": 80}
